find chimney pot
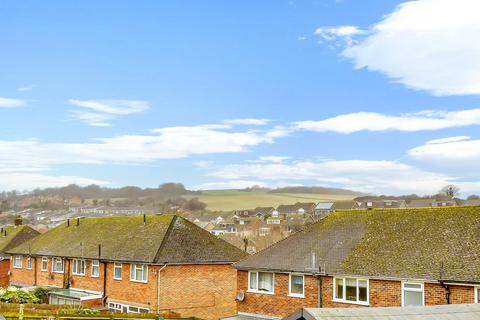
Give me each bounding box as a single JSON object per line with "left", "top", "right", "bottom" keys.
{"left": 14, "top": 215, "right": 23, "bottom": 226}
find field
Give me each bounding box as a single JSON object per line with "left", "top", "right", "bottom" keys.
{"left": 194, "top": 189, "right": 355, "bottom": 212}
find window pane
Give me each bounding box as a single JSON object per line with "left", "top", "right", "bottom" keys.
{"left": 404, "top": 283, "right": 422, "bottom": 290}
{"left": 258, "top": 272, "right": 273, "bottom": 292}
{"left": 477, "top": 288, "right": 480, "bottom": 303}
{"left": 114, "top": 264, "right": 122, "bottom": 279}
{"left": 249, "top": 272, "right": 257, "bottom": 290}
{"left": 345, "top": 278, "right": 357, "bottom": 301}
{"left": 358, "top": 280, "right": 368, "bottom": 302}
{"left": 404, "top": 290, "right": 423, "bottom": 306}
{"left": 290, "top": 275, "right": 303, "bottom": 295}
{"left": 335, "top": 278, "right": 343, "bottom": 299}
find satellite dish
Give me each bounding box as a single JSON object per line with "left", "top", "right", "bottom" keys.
{"left": 236, "top": 291, "right": 245, "bottom": 302}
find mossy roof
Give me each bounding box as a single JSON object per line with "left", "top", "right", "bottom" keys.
{"left": 234, "top": 207, "right": 480, "bottom": 282}
{"left": 0, "top": 225, "right": 40, "bottom": 257}
{"left": 7, "top": 214, "right": 247, "bottom": 264}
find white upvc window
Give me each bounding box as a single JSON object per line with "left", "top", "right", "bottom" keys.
{"left": 91, "top": 260, "right": 100, "bottom": 277}
{"left": 26, "top": 256, "right": 32, "bottom": 270}
{"left": 289, "top": 274, "right": 305, "bottom": 298}
{"left": 52, "top": 257, "right": 64, "bottom": 273}
{"left": 13, "top": 255, "right": 22, "bottom": 268}
{"left": 130, "top": 264, "right": 148, "bottom": 283}
{"left": 475, "top": 287, "right": 480, "bottom": 304}
{"left": 402, "top": 282, "right": 424, "bottom": 307}
{"left": 114, "top": 263, "right": 122, "bottom": 280}
{"left": 72, "top": 259, "right": 86, "bottom": 275}
{"left": 333, "top": 277, "right": 369, "bottom": 305}
{"left": 248, "top": 271, "right": 275, "bottom": 294}
{"left": 41, "top": 257, "right": 48, "bottom": 271}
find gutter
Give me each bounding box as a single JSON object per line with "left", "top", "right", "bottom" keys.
{"left": 439, "top": 281, "right": 451, "bottom": 304}
{"left": 156, "top": 264, "right": 167, "bottom": 314}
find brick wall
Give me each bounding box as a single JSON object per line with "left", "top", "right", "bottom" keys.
{"left": 237, "top": 271, "right": 477, "bottom": 318}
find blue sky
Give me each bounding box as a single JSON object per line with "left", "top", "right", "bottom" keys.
{"left": 1, "top": 0, "right": 480, "bottom": 195}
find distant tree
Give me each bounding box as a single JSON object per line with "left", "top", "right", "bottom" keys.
{"left": 92, "top": 199, "right": 98, "bottom": 206}
{"left": 182, "top": 198, "right": 207, "bottom": 212}
{"left": 440, "top": 185, "right": 460, "bottom": 198}
{"left": 467, "top": 194, "right": 480, "bottom": 200}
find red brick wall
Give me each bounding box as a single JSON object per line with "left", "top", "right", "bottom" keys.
{"left": 0, "top": 259, "right": 10, "bottom": 287}
{"left": 237, "top": 271, "right": 477, "bottom": 318}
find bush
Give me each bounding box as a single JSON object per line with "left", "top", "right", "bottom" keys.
{"left": 32, "top": 287, "right": 51, "bottom": 303}
{"left": 76, "top": 308, "right": 99, "bottom": 315}
{"left": 0, "top": 287, "right": 39, "bottom": 304}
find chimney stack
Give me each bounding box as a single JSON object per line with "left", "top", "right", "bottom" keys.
{"left": 14, "top": 215, "right": 23, "bottom": 226}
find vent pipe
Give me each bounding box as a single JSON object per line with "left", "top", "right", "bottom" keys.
{"left": 143, "top": 214, "right": 146, "bottom": 224}
{"left": 98, "top": 244, "right": 102, "bottom": 258}
{"left": 76, "top": 218, "right": 80, "bottom": 226}
{"left": 67, "top": 219, "right": 70, "bottom": 227}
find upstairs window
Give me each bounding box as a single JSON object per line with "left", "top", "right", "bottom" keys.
{"left": 334, "top": 277, "right": 368, "bottom": 304}
{"left": 114, "top": 263, "right": 122, "bottom": 280}
{"left": 130, "top": 264, "right": 148, "bottom": 283}
{"left": 248, "top": 271, "right": 274, "bottom": 294}
{"left": 13, "top": 256, "right": 22, "bottom": 268}
{"left": 52, "top": 257, "right": 64, "bottom": 273}
{"left": 402, "top": 282, "right": 424, "bottom": 306}
{"left": 91, "top": 260, "right": 100, "bottom": 277}
{"left": 72, "top": 259, "right": 86, "bottom": 275}
{"left": 41, "top": 257, "right": 48, "bottom": 271}
{"left": 289, "top": 274, "right": 304, "bottom": 298}
{"left": 26, "top": 256, "right": 32, "bottom": 270}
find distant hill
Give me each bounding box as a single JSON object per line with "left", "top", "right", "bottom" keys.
{"left": 267, "top": 186, "right": 365, "bottom": 196}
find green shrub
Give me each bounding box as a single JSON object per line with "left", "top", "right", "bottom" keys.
{"left": 0, "top": 287, "right": 39, "bottom": 304}
{"left": 76, "top": 308, "right": 99, "bottom": 315}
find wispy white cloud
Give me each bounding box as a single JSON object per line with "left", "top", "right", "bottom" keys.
{"left": 0, "top": 97, "right": 26, "bottom": 108}
{"left": 17, "top": 84, "right": 37, "bottom": 92}
{"left": 0, "top": 173, "right": 108, "bottom": 191}
{"left": 69, "top": 99, "right": 150, "bottom": 126}
{"left": 316, "top": 0, "right": 480, "bottom": 96}
{"left": 295, "top": 108, "right": 480, "bottom": 133}
{"left": 207, "top": 159, "right": 480, "bottom": 195}
{"left": 221, "top": 118, "right": 271, "bottom": 126}
{"left": 193, "top": 180, "right": 270, "bottom": 190}
{"left": 315, "top": 25, "right": 365, "bottom": 46}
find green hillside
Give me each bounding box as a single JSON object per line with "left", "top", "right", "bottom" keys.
{"left": 193, "top": 189, "right": 355, "bottom": 212}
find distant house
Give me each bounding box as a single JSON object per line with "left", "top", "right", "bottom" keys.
{"left": 211, "top": 221, "right": 237, "bottom": 235}
{"left": 353, "top": 199, "right": 406, "bottom": 210}
{"left": 277, "top": 202, "right": 316, "bottom": 217}
{"left": 458, "top": 199, "right": 480, "bottom": 207}
{"left": 232, "top": 209, "right": 255, "bottom": 218}
{"left": 0, "top": 217, "right": 39, "bottom": 287}
{"left": 313, "top": 202, "right": 335, "bottom": 219}
{"left": 233, "top": 207, "right": 480, "bottom": 319}
{"left": 7, "top": 214, "right": 247, "bottom": 320}
{"left": 407, "top": 199, "right": 435, "bottom": 208}
{"left": 253, "top": 207, "right": 275, "bottom": 217}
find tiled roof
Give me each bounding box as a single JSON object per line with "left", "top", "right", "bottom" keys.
{"left": 0, "top": 225, "right": 39, "bottom": 256}
{"left": 8, "top": 214, "right": 247, "bottom": 264}
{"left": 234, "top": 207, "right": 480, "bottom": 282}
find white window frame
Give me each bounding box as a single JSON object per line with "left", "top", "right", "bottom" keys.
{"left": 52, "top": 257, "right": 64, "bottom": 274}
{"left": 91, "top": 260, "right": 100, "bottom": 277}
{"left": 247, "top": 271, "right": 275, "bottom": 295}
{"left": 333, "top": 277, "right": 369, "bottom": 305}
{"left": 41, "top": 257, "right": 48, "bottom": 271}
{"left": 401, "top": 282, "right": 424, "bottom": 307}
{"left": 13, "top": 255, "right": 22, "bottom": 269}
{"left": 114, "top": 263, "right": 122, "bottom": 280}
{"left": 129, "top": 264, "right": 148, "bottom": 283}
{"left": 26, "top": 256, "right": 32, "bottom": 270}
{"left": 288, "top": 273, "right": 305, "bottom": 298}
{"left": 72, "top": 259, "right": 86, "bottom": 276}
{"left": 475, "top": 286, "right": 480, "bottom": 304}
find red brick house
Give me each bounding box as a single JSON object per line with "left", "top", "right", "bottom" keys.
{"left": 0, "top": 218, "right": 39, "bottom": 287}
{"left": 7, "top": 214, "right": 247, "bottom": 320}
{"left": 233, "top": 207, "right": 480, "bottom": 319}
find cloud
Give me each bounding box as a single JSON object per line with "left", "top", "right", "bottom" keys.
{"left": 17, "top": 84, "right": 37, "bottom": 92}
{"left": 221, "top": 118, "right": 271, "bottom": 126}
{"left": 317, "top": 0, "right": 480, "bottom": 95}
{"left": 207, "top": 159, "right": 480, "bottom": 195}
{"left": 0, "top": 173, "right": 108, "bottom": 191}
{"left": 295, "top": 108, "right": 480, "bottom": 133}
{"left": 193, "top": 180, "right": 269, "bottom": 190}
{"left": 315, "top": 25, "right": 365, "bottom": 46}
{"left": 408, "top": 136, "right": 480, "bottom": 165}
{"left": 69, "top": 99, "right": 150, "bottom": 126}
{"left": 0, "top": 97, "right": 26, "bottom": 108}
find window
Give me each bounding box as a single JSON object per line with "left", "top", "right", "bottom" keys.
{"left": 402, "top": 282, "right": 424, "bottom": 307}
{"left": 26, "top": 256, "right": 32, "bottom": 269}
{"left": 333, "top": 277, "right": 368, "bottom": 304}
{"left": 475, "top": 287, "right": 480, "bottom": 304}
{"left": 130, "top": 264, "right": 148, "bottom": 283}
{"left": 114, "top": 263, "right": 122, "bottom": 280}
{"left": 41, "top": 257, "right": 48, "bottom": 271}
{"left": 108, "top": 302, "right": 149, "bottom": 314}
{"left": 52, "top": 257, "right": 64, "bottom": 273}
{"left": 248, "top": 271, "right": 274, "bottom": 294}
{"left": 13, "top": 256, "right": 22, "bottom": 268}
{"left": 91, "top": 260, "right": 100, "bottom": 277}
{"left": 289, "top": 274, "right": 304, "bottom": 297}
{"left": 72, "top": 259, "right": 86, "bottom": 275}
